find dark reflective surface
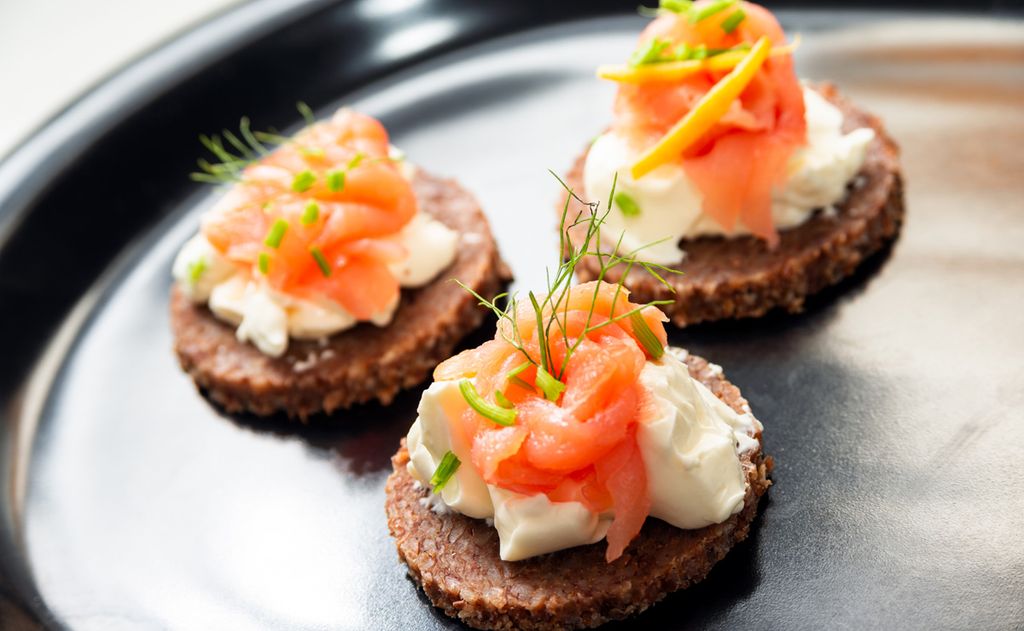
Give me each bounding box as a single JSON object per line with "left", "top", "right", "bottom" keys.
{"left": 2, "top": 2, "right": 1024, "bottom": 629}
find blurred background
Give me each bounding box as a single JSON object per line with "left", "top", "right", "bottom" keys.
{"left": 0, "top": 0, "right": 242, "bottom": 157}
{"left": 1, "top": 0, "right": 1020, "bottom": 160}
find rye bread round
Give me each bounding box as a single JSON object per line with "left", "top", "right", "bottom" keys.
{"left": 564, "top": 83, "right": 904, "bottom": 327}
{"left": 170, "top": 169, "right": 511, "bottom": 419}
{"left": 385, "top": 350, "right": 771, "bottom": 631}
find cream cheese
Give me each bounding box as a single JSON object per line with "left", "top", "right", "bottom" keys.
{"left": 172, "top": 191, "right": 458, "bottom": 357}
{"left": 637, "top": 353, "right": 756, "bottom": 529}
{"left": 404, "top": 349, "right": 759, "bottom": 561}
{"left": 170, "top": 233, "right": 236, "bottom": 303}
{"left": 406, "top": 379, "right": 612, "bottom": 561}
{"left": 583, "top": 86, "right": 875, "bottom": 264}
{"left": 387, "top": 212, "right": 460, "bottom": 288}
{"left": 407, "top": 380, "right": 492, "bottom": 519}
{"left": 489, "top": 487, "right": 611, "bottom": 561}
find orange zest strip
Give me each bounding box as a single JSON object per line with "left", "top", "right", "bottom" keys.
{"left": 629, "top": 36, "right": 772, "bottom": 180}
{"left": 596, "top": 36, "right": 798, "bottom": 85}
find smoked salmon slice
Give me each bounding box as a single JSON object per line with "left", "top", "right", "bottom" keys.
{"left": 435, "top": 281, "right": 668, "bottom": 561}
{"left": 612, "top": 1, "right": 806, "bottom": 243}
{"left": 200, "top": 109, "right": 416, "bottom": 318}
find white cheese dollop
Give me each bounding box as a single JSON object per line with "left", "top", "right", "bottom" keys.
{"left": 637, "top": 354, "right": 757, "bottom": 529}
{"left": 407, "top": 380, "right": 493, "bottom": 519}
{"left": 583, "top": 86, "right": 875, "bottom": 264}
{"left": 172, "top": 205, "right": 458, "bottom": 357}
{"left": 387, "top": 212, "right": 460, "bottom": 288}
{"left": 170, "top": 234, "right": 236, "bottom": 303}
{"left": 405, "top": 350, "right": 760, "bottom": 561}
{"left": 488, "top": 487, "right": 611, "bottom": 561}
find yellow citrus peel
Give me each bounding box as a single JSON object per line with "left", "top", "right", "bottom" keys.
{"left": 630, "top": 35, "right": 772, "bottom": 180}
{"left": 596, "top": 36, "right": 799, "bottom": 84}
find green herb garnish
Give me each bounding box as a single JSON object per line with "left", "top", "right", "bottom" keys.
{"left": 638, "top": 0, "right": 737, "bottom": 26}
{"left": 690, "top": 0, "right": 735, "bottom": 23}
{"left": 264, "top": 219, "right": 289, "bottom": 248}
{"left": 347, "top": 152, "right": 366, "bottom": 170}
{"left": 190, "top": 104, "right": 313, "bottom": 184}
{"left": 301, "top": 202, "right": 320, "bottom": 226}
{"left": 310, "top": 246, "right": 331, "bottom": 277}
{"left": 292, "top": 170, "right": 316, "bottom": 192}
{"left": 459, "top": 379, "right": 517, "bottom": 427}
{"left": 494, "top": 390, "right": 514, "bottom": 409}
{"left": 189, "top": 106, "right": 399, "bottom": 187}
{"left": 614, "top": 191, "right": 642, "bottom": 217}
{"left": 187, "top": 257, "right": 207, "bottom": 283}
{"left": 297, "top": 101, "right": 316, "bottom": 126}
{"left": 257, "top": 252, "right": 270, "bottom": 275}
{"left": 629, "top": 37, "right": 672, "bottom": 67}
{"left": 639, "top": 0, "right": 693, "bottom": 17}
{"left": 661, "top": 0, "right": 694, "bottom": 12}
{"left": 506, "top": 362, "right": 535, "bottom": 392}
{"left": 326, "top": 170, "right": 346, "bottom": 192}
{"left": 629, "top": 311, "right": 665, "bottom": 359}
{"left": 626, "top": 33, "right": 752, "bottom": 66}
{"left": 454, "top": 172, "right": 682, "bottom": 384}
{"left": 430, "top": 451, "right": 461, "bottom": 493}
{"left": 720, "top": 8, "right": 746, "bottom": 34}
{"left": 535, "top": 366, "right": 567, "bottom": 402}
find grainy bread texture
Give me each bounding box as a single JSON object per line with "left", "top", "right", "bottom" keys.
{"left": 385, "top": 351, "right": 771, "bottom": 631}
{"left": 565, "top": 84, "right": 904, "bottom": 327}
{"left": 170, "top": 169, "right": 511, "bottom": 419}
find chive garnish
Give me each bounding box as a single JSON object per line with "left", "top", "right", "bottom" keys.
{"left": 292, "top": 170, "right": 316, "bottom": 192}
{"left": 534, "top": 366, "right": 566, "bottom": 402}
{"left": 690, "top": 0, "right": 735, "bottom": 23}
{"left": 326, "top": 170, "right": 345, "bottom": 192}
{"left": 508, "top": 362, "right": 530, "bottom": 378}
{"left": 347, "top": 152, "right": 366, "bottom": 170}
{"left": 630, "top": 311, "right": 665, "bottom": 359}
{"left": 660, "top": 0, "right": 693, "bottom": 12}
{"left": 494, "top": 390, "right": 514, "bottom": 409}
{"left": 629, "top": 37, "right": 671, "bottom": 67}
{"left": 508, "top": 375, "right": 533, "bottom": 391}
{"left": 264, "top": 219, "right": 289, "bottom": 248}
{"left": 257, "top": 252, "right": 270, "bottom": 275}
{"left": 673, "top": 42, "right": 693, "bottom": 60}
{"left": 459, "top": 379, "right": 517, "bottom": 426}
{"left": 720, "top": 8, "right": 746, "bottom": 34}
{"left": 506, "top": 362, "right": 535, "bottom": 392}
{"left": 638, "top": 0, "right": 693, "bottom": 17}
{"left": 301, "top": 202, "right": 320, "bottom": 225}
{"left": 310, "top": 246, "right": 331, "bottom": 277}
{"left": 300, "top": 146, "right": 325, "bottom": 158}
{"left": 614, "top": 191, "right": 642, "bottom": 217}
{"left": 430, "top": 451, "right": 461, "bottom": 494}
{"left": 627, "top": 33, "right": 751, "bottom": 66}
{"left": 187, "top": 257, "right": 207, "bottom": 283}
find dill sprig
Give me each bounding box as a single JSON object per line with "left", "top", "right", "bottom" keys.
{"left": 456, "top": 172, "right": 682, "bottom": 384}
{"left": 190, "top": 102, "right": 314, "bottom": 184}
{"left": 190, "top": 105, "right": 404, "bottom": 187}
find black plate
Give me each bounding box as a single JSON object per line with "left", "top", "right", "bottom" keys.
{"left": 2, "top": 1, "right": 1024, "bottom": 629}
